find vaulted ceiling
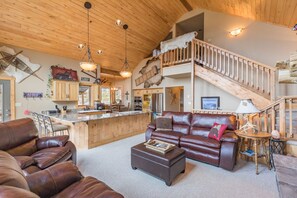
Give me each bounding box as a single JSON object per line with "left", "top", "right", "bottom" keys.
{"left": 0, "top": 0, "right": 296, "bottom": 72}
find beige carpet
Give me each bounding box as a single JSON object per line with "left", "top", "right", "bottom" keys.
{"left": 77, "top": 134, "right": 278, "bottom": 198}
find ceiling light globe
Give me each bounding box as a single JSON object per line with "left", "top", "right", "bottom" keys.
{"left": 80, "top": 62, "right": 97, "bottom": 71}
{"left": 120, "top": 70, "right": 132, "bottom": 78}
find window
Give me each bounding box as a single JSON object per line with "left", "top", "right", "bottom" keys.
{"left": 115, "top": 88, "right": 122, "bottom": 103}
{"left": 78, "top": 86, "right": 91, "bottom": 106}
{"left": 101, "top": 87, "right": 111, "bottom": 105}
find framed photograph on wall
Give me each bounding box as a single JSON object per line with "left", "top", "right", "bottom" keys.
{"left": 201, "top": 97, "right": 220, "bottom": 110}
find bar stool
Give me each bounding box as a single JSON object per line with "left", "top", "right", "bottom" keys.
{"left": 31, "top": 112, "right": 42, "bottom": 135}
{"left": 42, "top": 115, "right": 69, "bottom": 136}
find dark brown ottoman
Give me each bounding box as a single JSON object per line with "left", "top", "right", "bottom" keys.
{"left": 131, "top": 142, "right": 186, "bottom": 186}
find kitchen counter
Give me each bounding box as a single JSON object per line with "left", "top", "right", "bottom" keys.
{"left": 45, "top": 111, "right": 150, "bottom": 149}
{"left": 44, "top": 111, "right": 144, "bottom": 123}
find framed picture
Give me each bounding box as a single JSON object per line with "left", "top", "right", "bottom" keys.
{"left": 201, "top": 97, "right": 220, "bottom": 110}
{"left": 51, "top": 66, "right": 78, "bottom": 81}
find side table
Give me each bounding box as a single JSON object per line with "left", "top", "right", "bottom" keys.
{"left": 269, "top": 138, "right": 286, "bottom": 170}
{"left": 235, "top": 130, "right": 271, "bottom": 175}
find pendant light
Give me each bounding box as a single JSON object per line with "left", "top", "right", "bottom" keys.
{"left": 80, "top": 2, "right": 97, "bottom": 71}
{"left": 120, "top": 24, "right": 132, "bottom": 78}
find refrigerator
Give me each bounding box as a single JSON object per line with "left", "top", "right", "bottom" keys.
{"left": 151, "top": 93, "right": 163, "bottom": 120}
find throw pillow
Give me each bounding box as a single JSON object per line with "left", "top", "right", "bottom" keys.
{"left": 208, "top": 122, "right": 227, "bottom": 141}
{"left": 155, "top": 116, "right": 173, "bottom": 131}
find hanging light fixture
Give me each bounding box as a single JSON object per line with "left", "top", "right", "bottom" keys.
{"left": 120, "top": 24, "right": 132, "bottom": 78}
{"left": 80, "top": 2, "right": 97, "bottom": 71}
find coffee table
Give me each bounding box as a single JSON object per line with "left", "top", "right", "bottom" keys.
{"left": 131, "top": 142, "right": 186, "bottom": 186}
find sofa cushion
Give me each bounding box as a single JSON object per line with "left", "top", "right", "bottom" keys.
{"left": 155, "top": 116, "right": 173, "bottom": 131}
{"left": 190, "top": 127, "right": 210, "bottom": 137}
{"left": 0, "top": 186, "right": 39, "bottom": 198}
{"left": 191, "top": 114, "right": 237, "bottom": 131}
{"left": 208, "top": 123, "right": 227, "bottom": 141}
{"left": 162, "top": 111, "right": 192, "bottom": 125}
{"left": 0, "top": 118, "right": 38, "bottom": 151}
{"left": 180, "top": 135, "right": 221, "bottom": 149}
{"left": 31, "top": 147, "right": 71, "bottom": 169}
{"left": 0, "top": 151, "right": 30, "bottom": 190}
{"left": 14, "top": 156, "right": 36, "bottom": 169}
{"left": 152, "top": 131, "right": 184, "bottom": 140}
{"left": 6, "top": 139, "right": 38, "bottom": 156}
{"left": 54, "top": 176, "right": 124, "bottom": 198}
{"left": 173, "top": 124, "right": 190, "bottom": 135}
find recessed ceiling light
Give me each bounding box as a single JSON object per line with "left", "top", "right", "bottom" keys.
{"left": 115, "top": 19, "right": 122, "bottom": 26}
{"left": 97, "top": 50, "right": 103, "bottom": 54}
{"left": 77, "top": 43, "right": 85, "bottom": 49}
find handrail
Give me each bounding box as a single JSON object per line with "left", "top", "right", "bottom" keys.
{"left": 192, "top": 39, "right": 277, "bottom": 101}
{"left": 254, "top": 96, "right": 297, "bottom": 138}
{"left": 192, "top": 109, "right": 236, "bottom": 115}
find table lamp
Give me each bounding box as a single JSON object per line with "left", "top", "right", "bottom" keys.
{"left": 236, "top": 99, "right": 260, "bottom": 133}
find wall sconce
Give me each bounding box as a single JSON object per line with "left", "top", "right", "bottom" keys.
{"left": 230, "top": 28, "right": 243, "bottom": 36}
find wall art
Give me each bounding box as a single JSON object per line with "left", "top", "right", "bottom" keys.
{"left": 0, "top": 46, "right": 43, "bottom": 83}
{"left": 51, "top": 65, "right": 78, "bottom": 81}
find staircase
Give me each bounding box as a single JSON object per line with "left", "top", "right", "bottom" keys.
{"left": 160, "top": 38, "right": 297, "bottom": 139}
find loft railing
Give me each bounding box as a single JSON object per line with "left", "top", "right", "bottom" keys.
{"left": 160, "top": 38, "right": 277, "bottom": 101}
{"left": 161, "top": 42, "right": 192, "bottom": 67}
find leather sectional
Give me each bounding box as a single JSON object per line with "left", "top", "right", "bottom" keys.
{"left": 0, "top": 150, "right": 123, "bottom": 198}
{"left": 145, "top": 111, "right": 239, "bottom": 171}
{"left": 0, "top": 118, "right": 77, "bottom": 175}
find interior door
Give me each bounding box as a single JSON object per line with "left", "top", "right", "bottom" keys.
{"left": 0, "top": 80, "right": 11, "bottom": 122}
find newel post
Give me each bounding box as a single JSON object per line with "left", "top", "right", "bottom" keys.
{"left": 191, "top": 39, "right": 195, "bottom": 111}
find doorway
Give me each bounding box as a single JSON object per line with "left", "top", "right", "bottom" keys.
{"left": 164, "top": 86, "right": 184, "bottom": 112}
{"left": 0, "top": 76, "right": 15, "bottom": 122}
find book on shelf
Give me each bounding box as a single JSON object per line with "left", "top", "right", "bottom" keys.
{"left": 241, "top": 149, "right": 255, "bottom": 157}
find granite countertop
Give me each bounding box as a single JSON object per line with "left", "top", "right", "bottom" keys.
{"left": 42, "top": 111, "right": 147, "bottom": 123}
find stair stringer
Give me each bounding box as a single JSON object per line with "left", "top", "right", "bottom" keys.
{"left": 195, "top": 65, "right": 271, "bottom": 109}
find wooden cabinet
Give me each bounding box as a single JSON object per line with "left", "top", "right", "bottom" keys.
{"left": 52, "top": 80, "right": 79, "bottom": 101}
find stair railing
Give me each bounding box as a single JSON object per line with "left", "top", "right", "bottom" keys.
{"left": 252, "top": 96, "right": 297, "bottom": 138}
{"left": 192, "top": 39, "right": 277, "bottom": 101}
{"left": 161, "top": 39, "right": 278, "bottom": 101}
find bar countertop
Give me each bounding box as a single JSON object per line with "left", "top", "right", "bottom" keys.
{"left": 43, "top": 111, "right": 148, "bottom": 123}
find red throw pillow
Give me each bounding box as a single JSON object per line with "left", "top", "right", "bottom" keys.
{"left": 208, "top": 122, "right": 227, "bottom": 141}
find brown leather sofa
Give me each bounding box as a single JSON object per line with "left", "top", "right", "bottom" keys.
{"left": 0, "top": 118, "right": 76, "bottom": 176}
{"left": 0, "top": 150, "right": 124, "bottom": 198}
{"left": 145, "top": 111, "right": 238, "bottom": 171}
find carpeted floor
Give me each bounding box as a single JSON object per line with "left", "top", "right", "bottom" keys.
{"left": 77, "top": 134, "right": 278, "bottom": 198}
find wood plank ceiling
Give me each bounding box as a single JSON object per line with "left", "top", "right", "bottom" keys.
{"left": 0, "top": 0, "right": 296, "bottom": 72}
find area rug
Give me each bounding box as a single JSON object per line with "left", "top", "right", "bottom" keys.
{"left": 77, "top": 134, "right": 278, "bottom": 198}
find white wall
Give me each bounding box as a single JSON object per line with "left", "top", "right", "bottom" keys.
{"left": 0, "top": 44, "right": 115, "bottom": 118}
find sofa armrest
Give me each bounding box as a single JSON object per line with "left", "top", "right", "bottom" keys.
{"left": 36, "top": 135, "right": 69, "bottom": 150}
{"left": 26, "top": 161, "right": 83, "bottom": 198}
{"left": 147, "top": 122, "right": 156, "bottom": 130}
{"left": 64, "top": 141, "right": 77, "bottom": 164}
{"left": 220, "top": 132, "right": 238, "bottom": 143}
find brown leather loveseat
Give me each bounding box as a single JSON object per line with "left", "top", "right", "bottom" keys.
{"left": 0, "top": 118, "right": 76, "bottom": 175}
{"left": 145, "top": 111, "right": 238, "bottom": 171}
{"left": 0, "top": 150, "right": 124, "bottom": 198}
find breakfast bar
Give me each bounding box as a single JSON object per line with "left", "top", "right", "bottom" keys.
{"left": 45, "top": 111, "right": 150, "bottom": 149}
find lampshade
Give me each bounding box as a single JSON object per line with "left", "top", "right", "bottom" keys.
{"left": 80, "top": 62, "right": 97, "bottom": 71}
{"left": 120, "top": 70, "right": 132, "bottom": 78}
{"left": 236, "top": 99, "right": 260, "bottom": 114}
